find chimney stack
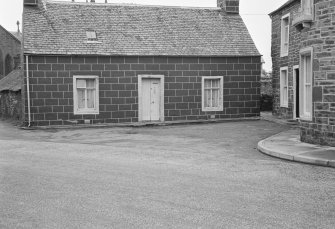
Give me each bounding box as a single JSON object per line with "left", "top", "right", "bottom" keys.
{"left": 90, "top": 0, "right": 95, "bottom": 2}
{"left": 24, "top": 0, "right": 38, "bottom": 6}
{"left": 217, "top": 0, "right": 225, "bottom": 8}
{"left": 217, "top": 0, "right": 240, "bottom": 14}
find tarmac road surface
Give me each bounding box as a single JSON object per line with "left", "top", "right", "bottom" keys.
{"left": 1, "top": 120, "right": 334, "bottom": 228}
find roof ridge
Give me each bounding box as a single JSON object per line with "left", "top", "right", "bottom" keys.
{"left": 46, "top": 0, "right": 221, "bottom": 11}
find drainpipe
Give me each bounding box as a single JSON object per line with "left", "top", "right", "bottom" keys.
{"left": 26, "top": 55, "right": 31, "bottom": 127}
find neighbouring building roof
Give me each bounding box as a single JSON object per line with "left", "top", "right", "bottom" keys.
{"left": 10, "top": 31, "right": 23, "bottom": 42}
{"left": 269, "top": 0, "right": 300, "bottom": 16}
{"left": 0, "top": 69, "right": 22, "bottom": 92}
{"left": 0, "top": 25, "right": 21, "bottom": 44}
{"left": 23, "top": 0, "right": 260, "bottom": 57}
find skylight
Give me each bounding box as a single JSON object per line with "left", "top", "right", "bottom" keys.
{"left": 86, "top": 30, "right": 97, "bottom": 41}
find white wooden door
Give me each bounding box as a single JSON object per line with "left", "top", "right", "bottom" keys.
{"left": 142, "top": 78, "right": 160, "bottom": 121}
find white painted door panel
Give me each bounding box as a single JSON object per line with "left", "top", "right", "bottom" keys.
{"left": 150, "top": 79, "right": 160, "bottom": 121}
{"left": 142, "top": 78, "right": 161, "bottom": 121}
{"left": 142, "top": 79, "right": 151, "bottom": 121}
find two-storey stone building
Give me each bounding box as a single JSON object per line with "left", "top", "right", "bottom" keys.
{"left": 270, "top": 0, "right": 335, "bottom": 146}
{"left": 23, "top": 0, "right": 261, "bottom": 126}
{"left": 0, "top": 25, "right": 21, "bottom": 79}
{"left": 0, "top": 24, "right": 22, "bottom": 119}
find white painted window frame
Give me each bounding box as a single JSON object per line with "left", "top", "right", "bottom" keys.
{"left": 138, "top": 75, "right": 165, "bottom": 122}
{"left": 73, "top": 75, "right": 99, "bottom": 115}
{"left": 280, "top": 13, "right": 290, "bottom": 57}
{"left": 299, "top": 47, "right": 313, "bottom": 121}
{"left": 301, "top": 0, "right": 313, "bottom": 16}
{"left": 280, "top": 67, "right": 289, "bottom": 108}
{"left": 201, "top": 76, "right": 223, "bottom": 112}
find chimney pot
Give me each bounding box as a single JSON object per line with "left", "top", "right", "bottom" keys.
{"left": 16, "top": 21, "right": 20, "bottom": 33}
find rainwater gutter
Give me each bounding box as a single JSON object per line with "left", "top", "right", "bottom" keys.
{"left": 26, "top": 55, "right": 31, "bottom": 127}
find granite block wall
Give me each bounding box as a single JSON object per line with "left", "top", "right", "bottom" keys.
{"left": 23, "top": 55, "right": 261, "bottom": 126}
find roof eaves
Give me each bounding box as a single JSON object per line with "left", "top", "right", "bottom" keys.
{"left": 269, "top": 0, "right": 299, "bottom": 17}
{"left": 23, "top": 52, "right": 262, "bottom": 57}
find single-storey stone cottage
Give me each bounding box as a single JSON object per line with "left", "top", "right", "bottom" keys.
{"left": 23, "top": 0, "right": 261, "bottom": 126}
{"left": 270, "top": 0, "right": 335, "bottom": 146}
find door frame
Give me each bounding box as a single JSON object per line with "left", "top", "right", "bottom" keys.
{"left": 293, "top": 65, "right": 299, "bottom": 119}
{"left": 138, "top": 75, "right": 165, "bottom": 122}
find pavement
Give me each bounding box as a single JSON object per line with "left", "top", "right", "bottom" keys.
{"left": 259, "top": 112, "right": 335, "bottom": 168}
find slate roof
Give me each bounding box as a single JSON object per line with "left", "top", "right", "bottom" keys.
{"left": 269, "top": 0, "right": 299, "bottom": 16}
{"left": 23, "top": 0, "right": 260, "bottom": 57}
{"left": 0, "top": 25, "right": 21, "bottom": 44}
{"left": 0, "top": 69, "right": 22, "bottom": 92}
{"left": 10, "top": 31, "right": 23, "bottom": 42}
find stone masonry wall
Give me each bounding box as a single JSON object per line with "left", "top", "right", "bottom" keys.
{"left": 300, "top": 0, "right": 335, "bottom": 146}
{"left": 0, "top": 91, "right": 22, "bottom": 120}
{"left": 271, "top": 1, "right": 301, "bottom": 119}
{"left": 23, "top": 55, "right": 261, "bottom": 126}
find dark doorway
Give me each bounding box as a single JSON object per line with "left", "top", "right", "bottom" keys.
{"left": 295, "top": 68, "right": 299, "bottom": 118}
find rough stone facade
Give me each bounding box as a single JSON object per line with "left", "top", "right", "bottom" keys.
{"left": 270, "top": 0, "right": 301, "bottom": 119}
{"left": 299, "top": 0, "right": 335, "bottom": 146}
{"left": 0, "top": 25, "right": 21, "bottom": 79}
{"left": 0, "top": 91, "right": 22, "bottom": 120}
{"left": 271, "top": 0, "right": 335, "bottom": 146}
{"left": 24, "top": 55, "right": 261, "bottom": 126}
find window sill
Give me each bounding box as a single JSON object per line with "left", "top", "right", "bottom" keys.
{"left": 74, "top": 110, "right": 99, "bottom": 115}
{"left": 202, "top": 107, "right": 223, "bottom": 112}
{"left": 280, "top": 53, "right": 288, "bottom": 58}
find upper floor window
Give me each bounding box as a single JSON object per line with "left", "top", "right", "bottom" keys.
{"left": 281, "top": 14, "right": 290, "bottom": 57}
{"left": 301, "top": 0, "right": 313, "bottom": 15}
{"left": 292, "top": 0, "right": 313, "bottom": 30}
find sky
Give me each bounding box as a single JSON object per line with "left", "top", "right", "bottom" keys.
{"left": 0, "top": 0, "right": 289, "bottom": 71}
